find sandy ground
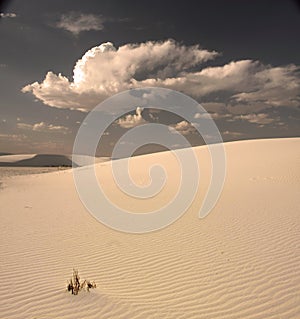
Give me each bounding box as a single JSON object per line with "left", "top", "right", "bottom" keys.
{"left": 0, "top": 138, "right": 299, "bottom": 319}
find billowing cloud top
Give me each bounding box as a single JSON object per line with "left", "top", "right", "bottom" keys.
{"left": 22, "top": 40, "right": 299, "bottom": 113}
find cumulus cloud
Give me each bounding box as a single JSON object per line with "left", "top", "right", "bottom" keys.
{"left": 22, "top": 40, "right": 218, "bottom": 110}
{"left": 231, "top": 64, "right": 300, "bottom": 108}
{"left": 21, "top": 40, "right": 300, "bottom": 116}
{"left": 145, "top": 60, "right": 300, "bottom": 109}
{"left": 169, "top": 120, "right": 198, "bottom": 135}
{"left": 116, "top": 107, "right": 148, "bottom": 128}
{"left": 17, "top": 122, "right": 69, "bottom": 133}
{"left": 56, "top": 12, "right": 104, "bottom": 35}
{"left": 22, "top": 71, "right": 100, "bottom": 111}
{"left": 144, "top": 60, "right": 261, "bottom": 96}
{"left": 0, "top": 12, "right": 17, "bottom": 18}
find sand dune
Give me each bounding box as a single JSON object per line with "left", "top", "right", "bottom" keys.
{"left": 0, "top": 138, "right": 299, "bottom": 318}
{"left": 0, "top": 154, "right": 110, "bottom": 167}
{"left": 0, "top": 154, "right": 37, "bottom": 163}
{"left": 0, "top": 154, "right": 73, "bottom": 167}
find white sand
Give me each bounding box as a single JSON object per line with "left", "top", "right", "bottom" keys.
{"left": 0, "top": 154, "right": 37, "bottom": 163}
{"left": 0, "top": 138, "right": 299, "bottom": 319}
{"left": 0, "top": 154, "right": 110, "bottom": 167}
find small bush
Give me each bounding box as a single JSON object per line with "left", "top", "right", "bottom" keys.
{"left": 67, "top": 269, "right": 96, "bottom": 295}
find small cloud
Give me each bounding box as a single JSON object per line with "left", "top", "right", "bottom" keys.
{"left": 0, "top": 133, "right": 27, "bottom": 142}
{"left": 194, "top": 112, "right": 211, "bottom": 119}
{"left": 0, "top": 12, "right": 17, "bottom": 18}
{"left": 148, "top": 110, "right": 159, "bottom": 121}
{"left": 234, "top": 113, "right": 276, "bottom": 125}
{"left": 194, "top": 112, "right": 231, "bottom": 120}
{"left": 116, "top": 107, "right": 148, "bottom": 128}
{"left": 169, "top": 120, "right": 197, "bottom": 135}
{"left": 56, "top": 12, "right": 104, "bottom": 35}
{"left": 222, "top": 131, "right": 244, "bottom": 137}
{"left": 17, "top": 121, "right": 69, "bottom": 134}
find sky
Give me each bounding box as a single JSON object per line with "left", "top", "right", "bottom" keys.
{"left": 0, "top": 0, "right": 299, "bottom": 156}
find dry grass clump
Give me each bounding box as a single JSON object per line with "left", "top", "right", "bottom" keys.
{"left": 67, "top": 269, "right": 96, "bottom": 295}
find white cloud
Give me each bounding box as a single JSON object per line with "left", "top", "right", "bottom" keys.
{"left": 138, "top": 60, "right": 261, "bottom": 96}
{"left": 21, "top": 71, "right": 101, "bottom": 111}
{"left": 234, "top": 113, "right": 277, "bottom": 125}
{"left": 169, "top": 120, "right": 197, "bottom": 135}
{"left": 222, "top": 131, "right": 244, "bottom": 137}
{"left": 21, "top": 40, "right": 300, "bottom": 115}
{"left": 17, "top": 122, "right": 69, "bottom": 133}
{"left": 194, "top": 112, "right": 231, "bottom": 120}
{"left": 148, "top": 111, "right": 159, "bottom": 121}
{"left": 194, "top": 112, "right": 210, "bottom": 119}
{"left": 56, "top": 12, "right": 104, "bottom": 35}
{"left": 231, "top": 64, "right": 300, "bottom": 108}
{"left": 0, "top": 12, "right": 17, "bottom": 18}
{"left": 22, "top": 40, "right": 218, "bottom": 110}
{"left": 116, "top": 107, "right": 148, "bottom": 128}
{"left": 0, "top": 133, "right": 26, "bottom": 142}
{"left": 148, "top": 61, "right": 300, "bottom": 109}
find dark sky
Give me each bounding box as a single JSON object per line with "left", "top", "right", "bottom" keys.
{"left": 0, "top": 0, "right": 299, "bottom": 155}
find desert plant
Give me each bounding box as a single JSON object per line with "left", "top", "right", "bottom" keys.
{"left": 67, "top": 269, "right": 96, "bottom": 295}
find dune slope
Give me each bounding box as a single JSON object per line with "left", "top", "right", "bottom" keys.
{"left": 0, "top": 138, "right": 299, "bottom": 319}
